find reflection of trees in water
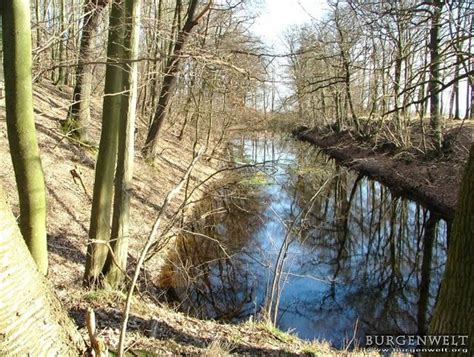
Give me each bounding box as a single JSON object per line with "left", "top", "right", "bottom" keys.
{"left": 288, "top": 148, "right": 447, "bottom": 337}
{"left": 158, "top": 177, "right": 265, "bottom": 321}
{"left": 158, "top": 137, "right": 448, "bottom": 342}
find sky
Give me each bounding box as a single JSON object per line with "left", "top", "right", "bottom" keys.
{"left": 248, "top": 0, "right": 330, "bottom": 105}
{"left": 252, "top": 0, "right": 329, "bottom": 52}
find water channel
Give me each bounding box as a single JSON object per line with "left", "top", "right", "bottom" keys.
{"left": 158, "top": 135, "right": 448, "bottom": 348}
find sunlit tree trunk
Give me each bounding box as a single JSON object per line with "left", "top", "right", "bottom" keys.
{"left": 84, "top": 0, "right": 125, "bottom": 286}
{"left": 428, "top": 145, "right": 474, "bottom": 353}
{"left": 0, "top": 186, "right": 84, "bottom": 355}
{"left": 103, "top": 0, "right": 141, "bottom": 289}
{"left": 1, "top": 0, "right": 48, "bottom": 274}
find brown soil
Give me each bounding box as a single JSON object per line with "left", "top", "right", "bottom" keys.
{"left": 294, "top": 122, "right": 473, "bottom": 221}
{"left": 0, "top": 82, "right": 344, "bottom": 355}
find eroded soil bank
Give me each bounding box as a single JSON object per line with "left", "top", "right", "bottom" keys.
{"left": 293, "top": 124, "right": 473, "bottom": 221}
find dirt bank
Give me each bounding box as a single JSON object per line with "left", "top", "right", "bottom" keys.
{"left": 293, "top": 124, "right": 473, "bottom": 221}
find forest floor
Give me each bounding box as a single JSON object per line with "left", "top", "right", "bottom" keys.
{"left": 294, "top": 120, "right": 473, "bottom": 221}
{"left": 0, "top": 82, "right": 380, "bottom": 356}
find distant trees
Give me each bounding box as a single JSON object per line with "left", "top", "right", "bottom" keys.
{"left": 287, "top": 0, "right": 473, "bottom": 150}
{"left": 1, "top": 0, "right": 48, "bottom": 274}
{"left": 143, "top": 0, "right": 212, "bottom": 157}
{"left": 65, "top": 0, "right": 109, "bottom": 141}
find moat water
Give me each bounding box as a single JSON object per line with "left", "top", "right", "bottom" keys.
{"left": 159, "top": 136, "right": 447, "bottom": 348}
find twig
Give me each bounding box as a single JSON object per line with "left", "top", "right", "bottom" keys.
{"left": 117, "top": 150, "right": 203, "bottom": 356}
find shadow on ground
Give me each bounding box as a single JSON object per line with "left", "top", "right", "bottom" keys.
{"left": 69, "top": 306, "right": 303, "bottom": 356}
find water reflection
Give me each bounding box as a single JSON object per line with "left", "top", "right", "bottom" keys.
{"left": 158, "top": 136, "right": 447, "bottom": 348}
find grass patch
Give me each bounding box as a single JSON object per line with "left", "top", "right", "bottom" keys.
{"left": 253, "top": 322, "right": 299, "bottom": 345}
{"left": 203, "top": 339, "right": 234, "bottom": 356}
{"left": 300, "top": 341, "right": 333, "bottom": 356}
{"left": 266, "top": 325, "right": 298, "bottom": 344}
{"left": 83, "top": 289, "right": 127, "bottom": 305}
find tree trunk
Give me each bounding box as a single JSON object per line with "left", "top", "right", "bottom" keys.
{"left": 467, "top": 14, "right": 474, "bottom": 120}
{"left": 103, "top": 0, "right": 141, "bottom": 289}
{"left": 34, "top": 0, "right": 42, "bottom": 80}
{"left": 428, "top": 145, "right": 474, "bottom": 353}
{"left": 393, "top": 33, "right": 404, "bottom": 138}
{"left": 428, "top": 0, "right": 444, "bottom": 151}
{"left": 84, "top": 0, "right": 126, "bottom": 286}
{"left": 65, "top": 0, "right": 108, "bottom": 141}
{"left": 1, "top": 0, "right": 48, "bottom": 274}
{"left": 0, "top": 186, "right": 85, "bottom": 355}
{"left": 143, "top": 0, "right": 210, "bottom": 158}
{"left": 54, "top": 0, "right": 67, "bottom": 85}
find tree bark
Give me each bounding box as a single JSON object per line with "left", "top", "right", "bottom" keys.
{"left": 84, "top": 0, "right": 126, "bottom": 286}
{"left": 428, "top": 0, "right": 444, "bottom": 151}
{"left": 54, "top": 0, "right": 67, "bottom": 86}
{"left": 1, "top": 0, "right": 48, "bottom": 274}
{"left": 103, "top": 0, "right": 141, "bottom": 289}
{"left": 65, "top": 0, "right": 109, "bottom": 141}
{"left": 428, "top": 145, "right": 474, "bottom": 354}
{"left": 0, "top": 186, "right": 85, "bottom": 355}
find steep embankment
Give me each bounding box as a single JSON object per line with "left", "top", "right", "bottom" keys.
{"left": 0, "top": 82, "right": 340, "bottom": 355}
{"left": 294, "top": 124, "right": 473, "bottom": 221}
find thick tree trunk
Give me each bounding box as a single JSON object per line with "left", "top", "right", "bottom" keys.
{"left": 428, "top": 145, "right": 474, "bottom": 354}
{"left": 65, "top": 0, "right": 108, "bottom": 141}
{"left": 84, "top": 0, "right": 126, "bottom": 286}
{"left": 1, "top": 0, "right": 48, "bottom": 274}
{"left": 468, "top": 15, "right": 474, "bottom": 120}
{"left": 103, "top": 0, "right": 141, "bottom": 289}
{"left": 0, "top": 186, "right": 85, "bottom": 355}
